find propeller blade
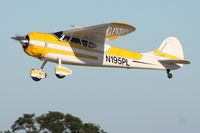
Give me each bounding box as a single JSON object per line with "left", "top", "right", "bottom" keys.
{"left": 11, "top": 35, "right": 29, "bottom": 48}
{"left": 11, "top": 36, "right": 25, "bottom": 41}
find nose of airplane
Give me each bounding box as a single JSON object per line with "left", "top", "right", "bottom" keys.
{"left": 11, "top": 35, "right": 29, "bottom": 48}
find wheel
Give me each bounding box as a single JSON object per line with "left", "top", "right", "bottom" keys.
{"left": 30, "top": 69, "right": 47, "bottom": 81}
{"left": 31, "top": 77, "right": 41, "bottom": 81}
{"left": 167, "top": 73, "right": 173, "bottom": 79}
{"left": 55, "top": 74, "right": 65, "bottom": 79}
{"left": 55, "top": 66, "right": 71, "bottom": 79}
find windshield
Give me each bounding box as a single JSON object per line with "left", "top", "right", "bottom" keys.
{"left": 53, "top": 31, "right": 64, "bottom": 40}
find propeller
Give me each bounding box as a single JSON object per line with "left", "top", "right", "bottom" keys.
{"left": 11, "top": 35, "right": 29, "bottom": 48}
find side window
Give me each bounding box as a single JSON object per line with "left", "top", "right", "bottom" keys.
{"left": 70, "top": 37, "right": 97, "bottom": 49}
{"left": 71, "top": 37, "right": 81, "bottom": 45}
{"left": 82, "top": 40, "right": 88, "bottom": 47}
{"left": 88, "top": 41, "right": 97, "bottom": 48}
{"left": 63, "top": 36, "right": 70, "bottom": 42}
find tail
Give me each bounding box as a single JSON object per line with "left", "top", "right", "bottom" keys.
{"left": 157, "top": 37, "right": 184, "bottom": 59}
{"left": 149, "top": 37, "right": 190, "bottom": 79}
{"left": 153, "top": 37, "right": 190, "bottom": 64}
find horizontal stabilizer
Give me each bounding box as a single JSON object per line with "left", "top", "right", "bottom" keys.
{"left": 158, "top": 59, "right": 191, "bottom": 64}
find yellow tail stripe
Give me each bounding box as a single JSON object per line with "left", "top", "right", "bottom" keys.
{"left": 153, "top": 49, "right": 182, "bottom": 60}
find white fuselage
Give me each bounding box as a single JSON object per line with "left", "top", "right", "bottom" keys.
{"left": 28, "top": 39, "right": 179, "bottom": 71}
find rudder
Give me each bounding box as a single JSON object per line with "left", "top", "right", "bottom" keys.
{"left": 157, "top": 37, "right": 184, "bottom": 60}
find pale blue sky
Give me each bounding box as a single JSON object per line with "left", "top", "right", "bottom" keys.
{"left": 0, "top": 0, "right": 199, "bottom": 133}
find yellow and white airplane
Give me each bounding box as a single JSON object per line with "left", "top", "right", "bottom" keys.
{"left": 12, "top": 22, "right": 190, "bottom": 81}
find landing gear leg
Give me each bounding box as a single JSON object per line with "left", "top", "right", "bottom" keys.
{"left": 55, "top": 58, "right": 65, "bottom": 79}
{"left": 30, "top": 60, "right": 48, "bottom": 81}
{"left": 167, "top": 69, "right": 173, "bottom": 79}
{"left": 40, "top": 60, "right": 47, "bottom": 70}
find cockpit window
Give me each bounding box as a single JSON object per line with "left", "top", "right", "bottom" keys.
{"left": 82, "top": 40, "right": 88, "bottom": 47}
{"left": 80, "top": 39, "right": 97, "bottom": 48}
{"left": 53, "top": 31, "right": 64, "bottom": 40}
{"left": 88, "top": 41, "right": 97, "bottom": 48}
{"left": 70, "top": 37, "right": 81, "bottom": 45}
{"left": 53, "top": 33, "right": 97, "bottom": 49}
{"left": 63, "top": 36, "right": 70, "bottom": 42}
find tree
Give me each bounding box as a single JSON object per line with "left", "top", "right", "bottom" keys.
{"left": 0, "top": 131, "right": 11, "bottom": 133}
{"left": 11, "top": 114, "right": 37, "bottom": 132}
{"left": 37, "top": 112, "right": 65, "bottom": 133}
{"left": 63, "top": 114, "right": 83, "bottom": 132}
{"left": 5, "top": 111, "right": 106, "bottom": 133}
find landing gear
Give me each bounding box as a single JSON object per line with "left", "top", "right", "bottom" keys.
{"left": 55, "top": 57, "right": 72, "bottom": 79}
{"left": 30, "top": 61, "right": 47, "bottom": 81}
{"left": 30, "top": 69, "right": 47, "bottom": 81}
{"left": 167, "top": 69, "right": 173, "bottom": 79}
{"left": 30, "top": 58, "right": 72, "bottom": 81}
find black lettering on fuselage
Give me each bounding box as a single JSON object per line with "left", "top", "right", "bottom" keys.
{"left": 122, "top": 58, "right": 126, "bottom": 65}
{"left": 106, "top": 55, "right": 111, "bottom": 62}
{"left": 105, "top": 55, "right": 130, "bottom": 66}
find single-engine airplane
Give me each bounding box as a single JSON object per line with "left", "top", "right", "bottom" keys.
{"left": 12, "top": 22, "right": 190, "bottom": 81}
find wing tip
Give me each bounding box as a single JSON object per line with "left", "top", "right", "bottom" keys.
{"left": 111, "top": 22, "right": 136, "bottom": 31}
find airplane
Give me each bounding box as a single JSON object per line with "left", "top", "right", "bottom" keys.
{"left": 11, "top": 22, "right": 190, "bottom": 81}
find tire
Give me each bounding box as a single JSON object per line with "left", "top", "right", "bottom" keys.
{"left": 167, "top": 73, "right": 173, "bottom": 79}
{"left": 31, "top": 77, "right": 41, "bottom": 81}
{"left": 55, "top": 74, "right": 65, "bottom": 79}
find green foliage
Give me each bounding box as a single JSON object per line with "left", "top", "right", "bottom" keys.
{"left": 0, "top": 130, "right": 11, "bottom": 133}
{"left": 37, "top": 111, "right": 65, "bottom": 133}
{"left": 83, "top": 123, "right": 106, "bottom": 133}
{"left": 64, "top": 114, "right": 83, "bottom": 132}
{"left": 4, "top": 111, "right": 106, "bottom": 133}
{"left": 11, "top": 114, "right": 37, "bottom": 132}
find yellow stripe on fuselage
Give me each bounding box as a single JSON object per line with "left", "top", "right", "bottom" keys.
{"left": 25, "top": 45, "right": 98, "bottom": 60}
{"left": 28, "top": 32, "right": 103, "bottom": 54}
{"left": 105, "top": 46, "right": 142, "bottom": 60}
{"left": 26, "top": 32, "right": 142, "bottom": 61}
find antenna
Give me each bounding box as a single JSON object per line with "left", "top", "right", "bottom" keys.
{"left": 70, "top": 25, "right": 82, "bottom": 29}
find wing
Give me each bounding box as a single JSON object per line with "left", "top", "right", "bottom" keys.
{"left": 63, "top": 22, "right": 136, "bottom": 45}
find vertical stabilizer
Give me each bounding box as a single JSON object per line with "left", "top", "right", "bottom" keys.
{"left": 157, "top": 37, "right": 184, "bottom": 59}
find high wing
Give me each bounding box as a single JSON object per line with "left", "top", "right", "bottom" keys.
{"left": 63, "top": 22, "right": 136, "bottom": 45}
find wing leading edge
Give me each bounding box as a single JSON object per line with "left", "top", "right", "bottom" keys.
{"left": 63, "top": 22, "right": 136, "bottom": 45}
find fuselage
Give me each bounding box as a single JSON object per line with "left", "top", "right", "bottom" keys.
{"left": 11, "top": 22, "right": 190, "bottom": 81}
{"left": 23, "top": 32, "right": 179, "bottom": 71}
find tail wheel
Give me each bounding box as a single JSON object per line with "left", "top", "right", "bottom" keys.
{"left": 167, "top": 69, "right": 173, "bottom": 79}
{"left": 167, "top": 73, "right": 173, "bottom": 79}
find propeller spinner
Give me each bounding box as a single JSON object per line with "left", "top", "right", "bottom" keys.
{"left": 11, "top": 35, "right": 29, "bottom": 48}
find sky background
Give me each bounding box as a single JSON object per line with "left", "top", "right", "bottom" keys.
{"left": 0, "top": 0, "right": 199, "bottom": 133}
